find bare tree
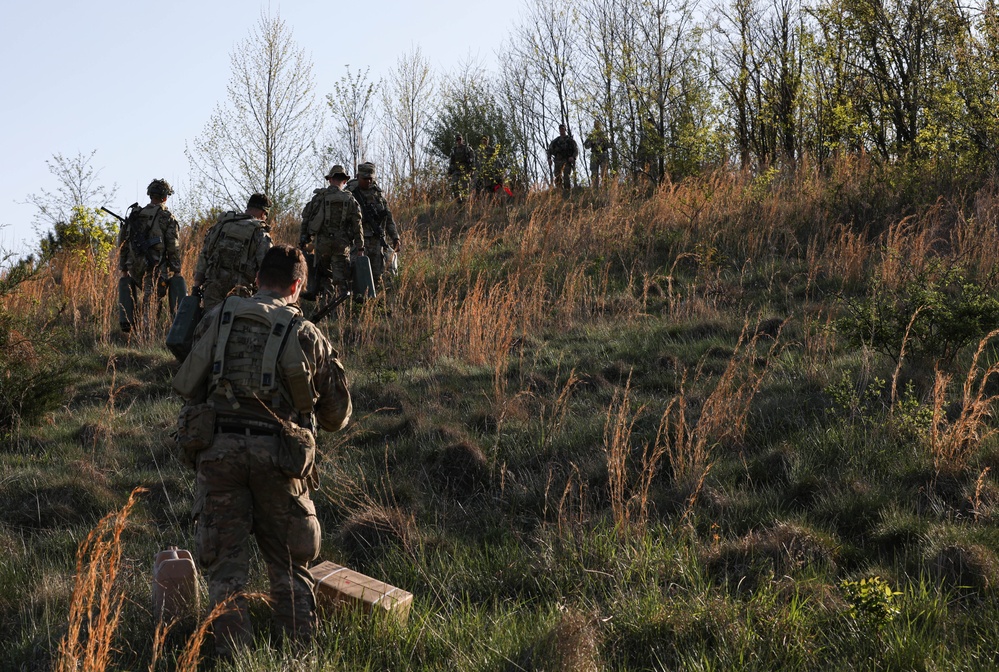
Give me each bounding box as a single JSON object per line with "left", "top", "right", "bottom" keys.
{"left": 327, "top": 67, "right": 381, "bottom": 175}
{"left": 381, "top": 47, "right": 436, "bottom": 200}
{"left": 186, "top": 10, "right": 322, "bottom": 215}
{"left": 25, "top": 150, "right": 118, "bottom": 231}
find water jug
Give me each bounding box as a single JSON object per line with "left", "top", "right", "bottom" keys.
{"left": 152, "top": 546, "right": 199, "bottom": 622}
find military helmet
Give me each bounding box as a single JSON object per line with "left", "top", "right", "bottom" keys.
{"left": 357, "top": 162, "right": 376, "bottom": 177}
{"left": 325, "top": 165, "right": 349, "bottom": 180}
{"left": 147, "top": 179, "right": 174, "bottom": 197}
{"left": 246, "top": 193, "right": 272, "bottom": 212}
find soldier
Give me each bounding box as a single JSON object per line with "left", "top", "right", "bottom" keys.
{"left": 583, "top": 119, "right": 610, "bottom": 190}
{"left": 637, "top": 115, "right": 664, "bottom": 186}
{"left": 172, "top": 245, "right": 352, "bottom": 657}
{"left": 117, "top": 178, "right": 182, "bottom": 332}
{"left": 547, "top": 124, "right": 579, "bottom": 192}
{"left": 299, "top": 165, "right": 363, "bottom": 300}
{"left": 191, "top": 193, "right": 273, "bottom": 311}
{"left": 347, "top": 162, "right": 400, "bottom": 289}
{"left": 447, "top": 133, "right": 476, "bottom": 202}
{"left": 475, "top": 135, "right": 504, "bottom": 194}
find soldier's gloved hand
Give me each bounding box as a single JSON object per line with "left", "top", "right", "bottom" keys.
{"left": 157, "top": 276, "right": 169, "bottom": 298}
{"left": 192, "top": 284, "right": 204, "bottom": 300}
{"left": 298, "top": 234, "right": 310, "bottom": 248}
{"left": 392, "top": 239, "right": 401, "bottom": 252}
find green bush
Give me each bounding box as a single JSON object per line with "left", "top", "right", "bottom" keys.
{"left": 838, "top": 262, "right": 999, "bottom": 366}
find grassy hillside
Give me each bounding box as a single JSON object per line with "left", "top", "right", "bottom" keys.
{"left": 4, "top": 160, "right": 999, "bottom": 670}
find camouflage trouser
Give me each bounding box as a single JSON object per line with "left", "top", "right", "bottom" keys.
{"left": 194, "top": 433, "right": 321, "bottom": 655}
{"left": 553, "top": 160, "right": 574, "bottom": 191}
{"left": 364, "top": 237, "right": 386, "bottom": 287}
{"left": 315, "top": 251, "right": 351, "bottom": 300}
{"left": 449, "top": 169, "right": 472, "bottom": 201}
{"left": 120, "top": 268, "right": 165, "bottom": 331}
{"left": 590, "top": 156, "right": 608, "bottom": 189}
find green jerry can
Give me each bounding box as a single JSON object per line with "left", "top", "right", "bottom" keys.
{"left": 301, "top": 251, "right": 319, "bottom": 301}
{"left": 166, "top": 293, "right": 204, "bottom": 361}
{"left": 352, "top": 255, "right": 377, "bottom": 299}
{"left": 117, "top": 276, "right": 136, "bottom": 332}
{"left": 167, "top": 274, "right": 188, "bottom": 315}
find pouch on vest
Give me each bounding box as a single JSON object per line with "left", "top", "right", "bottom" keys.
{"left": 176, "top": 403, "right": 216, "bottom": 467}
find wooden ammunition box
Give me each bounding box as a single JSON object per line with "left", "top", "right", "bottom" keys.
{"left": 310, "top": 560, "right": 413, "bottom": 625}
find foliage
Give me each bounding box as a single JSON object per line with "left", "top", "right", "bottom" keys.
{"left": 839, "top": 576, "right": 902, "bottom": 629}
{"left": 838, "top": 262, "right": 999, "bottom": 365}
{"left": 427, "top": 73, "right": 517, "bottom": 175}
{"left": 39, "top": 206, "right": 117, "bottom": 264}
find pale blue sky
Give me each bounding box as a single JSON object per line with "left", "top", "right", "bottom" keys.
{"left": 0, "top": 1, "right": 517, "bottom": 256}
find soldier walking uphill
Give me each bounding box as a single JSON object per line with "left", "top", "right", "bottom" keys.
{"left": 547, "top": 124, "right": 579, "bottom": 192}
{"left": 583, "top": 119, "right": 610, "bottom": 190}
{"left": 173, "top": 245, "right": 352, "bottom": 657}
{"left": 447, "top": 133, "right": 476, "bottom": 202}
{"left": 191, "top": 193, "right": 274, "bottom": 311}
{"left": 117, "top": 179, "right": 182, "bottom": 332}
{"left": 299, "top": 165, "right": 363, "bottom": 300}
{"left": 347, "top": 162, "right": 400, "bottom": 290}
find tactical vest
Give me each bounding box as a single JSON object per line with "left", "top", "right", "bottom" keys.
{"left": 204, "top": 213, "right": 262, "bottom": 289}
{"left": 206, "top": 297, "right": 316, "bottom": 423}
{"left": 304, "top": 189, "right": 352, "bottom": 256}
{"left": 348, "top": 185, "right": 387, "bottom": 237}
{"left": 124, "top": 204, "right": 164, "bottom": 272}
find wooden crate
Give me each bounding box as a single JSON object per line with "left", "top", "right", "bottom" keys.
{"left": 310, "top": 560, "right": 413, "bottom": 625}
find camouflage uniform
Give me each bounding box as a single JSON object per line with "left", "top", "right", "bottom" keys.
{"left": 117, "top": 179, "right": 181, "bottom": 330}
{"left": 300, "top": 167, "right": 363, "bottom": 299}
{"left": 347, "top": 163, "right": 399, "bottom": 288}
{"left": 583, "top": 122, "right": 610, "bottom": 189}
{"left": 194, "top": 209, "right": 272, "bottom": 311}
{"left": 475, "top": 137, "right": 504, "bottom": 194}
{"left": 173, "top": 288, "right": 351, "bottom": 655}
{"left": 547, "top": 128, "right": 579, "bottom": 191}
{"left": 447, "top": 136, "right": 476, "bottom": 201}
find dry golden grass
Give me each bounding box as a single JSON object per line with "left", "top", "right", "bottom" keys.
{"left": 929, "top": 329, "right": 999, "bottom": 475}
{"left": 55, "top": 487, "right": 145, "bottom": 672}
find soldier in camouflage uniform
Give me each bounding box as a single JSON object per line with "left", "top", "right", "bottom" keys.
{"left": 191, "top": 193, "right": 274, "bottom": 311}
{"left": 299, "top": 166, "right": 363, "bottom": 300}
{"left": 475, "top": 135, "right": 504, "bottom": 194}
{"left": 547, "top": 124, "right": 579, "bottom": 192}
{"left": 447, "top": 133, "right": 476, "bottom": 202}
{"left": 583, "top": 119, "right": 610, "bottom": 190}
{"left": 347, "top": 162, "right": 400, "bottom": 289}
{"left": 173, "top": 245, "right": 351, "bottom": 657}
{"left": 117, "top": 178, "right": 182, "bottom": 332}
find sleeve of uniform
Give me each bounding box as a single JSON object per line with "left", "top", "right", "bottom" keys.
{"left": 254, "top": 226, "right": 273, "bottom": 270}
{"left": 382, "top": 196, "right": 399, "bottom": 243}
{"left": 299, "top": 322, "right": 351, "bottom": 432}
{"left": 163, "top": 211, "right": 182, "bottom": 274}
{"left": 347, "top": 195, "right": 363, "bottom": 248}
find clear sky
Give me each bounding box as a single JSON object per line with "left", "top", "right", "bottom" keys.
{"left": 0, "top": 1, "right": 517, "bottom": 257}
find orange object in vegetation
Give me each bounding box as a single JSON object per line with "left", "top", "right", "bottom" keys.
{"left": 310, "top": 560, "right": 413, "bottom": 625}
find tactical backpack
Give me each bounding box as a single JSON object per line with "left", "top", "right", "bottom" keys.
{"left": 204, "top": 213, "right": 262, "bottom": 290}
{"left": 173, "top": 296, "right": 315, "bottom": 422}
{"left": 124, "top": 203, "right": 161, "bottom": 271}
{"left": 303, "top": 189, "right": 352, "bottom": 258}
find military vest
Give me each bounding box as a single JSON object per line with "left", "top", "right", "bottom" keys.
{"left": 124, "top": 203, "right": 165, "bottom": 271}
{"left": 304, "top": 188, "right": 354, "bottom": 254}
{"left": 348, "top": 184, "right": 388, "bottom": 237}
{"left": 173, "top": 296, "right": 316, "bottom": 425}
{"left": 204, "top": 213, "right": 263, "bottom": 290}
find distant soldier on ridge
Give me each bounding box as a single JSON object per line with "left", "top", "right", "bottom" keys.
{"left": 191, "top": 193, "right": 273, "bottom": 311}
{"left": 117, "top": 178, "right": 182, "bottom": 333}
{"left": 447, "top": 133, "right": 476, "bottom": 202}
{"left": 547, "top": 124, "right": 579, "bottom": 192}
{"left": 583, "top": 119, "right": 610, "bottom": 190}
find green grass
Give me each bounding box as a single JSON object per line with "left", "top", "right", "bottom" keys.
{"left": 6, "top": 182, "right": 999, "bottom": 670}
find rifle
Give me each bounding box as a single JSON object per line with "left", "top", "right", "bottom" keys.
{"left": 310, "top": 291, "right": 352, "bottom": 323}
{"left": 101, "top": 206, "right": 126, "bottom": 225}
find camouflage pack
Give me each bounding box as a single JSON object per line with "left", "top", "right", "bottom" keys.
{"left": 203, "top": 213, "right": 264, "bottom": 291}
{"left": 123, "top": 203, "right": 162, "bottom": 270}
